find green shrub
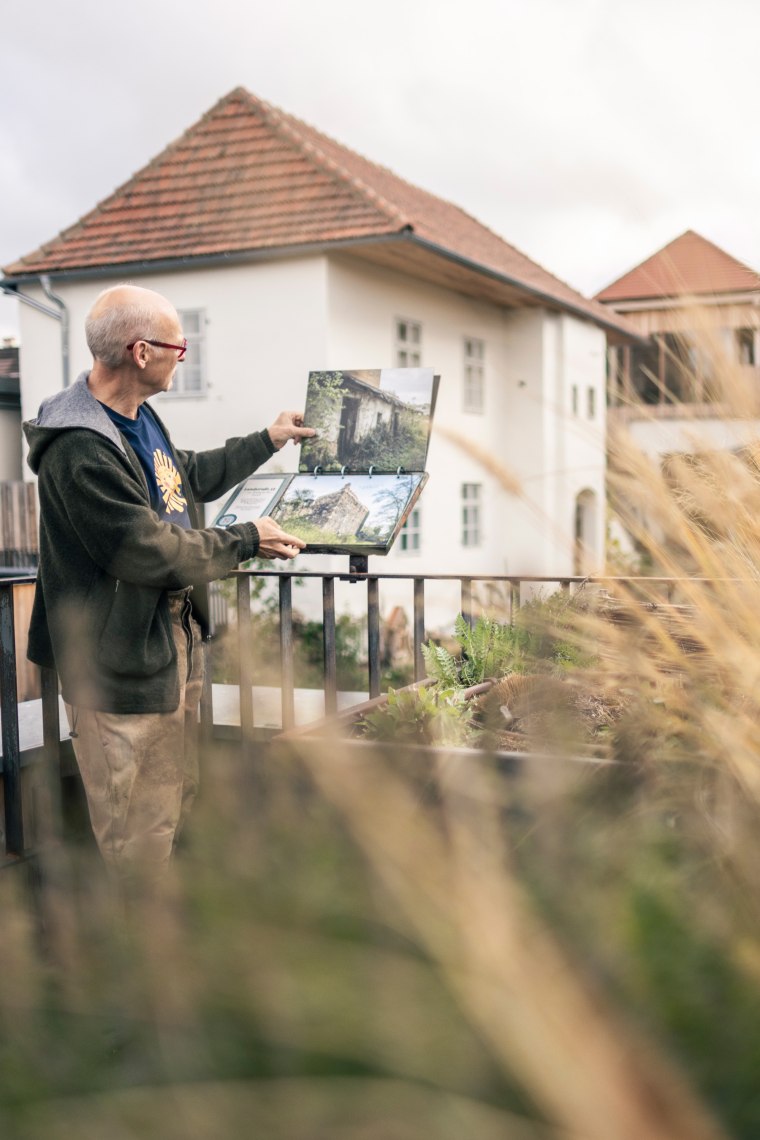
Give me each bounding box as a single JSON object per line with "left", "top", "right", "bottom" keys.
{"left": 360, "top": 684, "right": 476, "bottom": 746}
{"left": 422, "top": 600, "right": 592, "bottom": 690}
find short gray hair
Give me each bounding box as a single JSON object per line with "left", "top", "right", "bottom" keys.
{"left": 85, "top": 288, "right": 165, "bottom": 368}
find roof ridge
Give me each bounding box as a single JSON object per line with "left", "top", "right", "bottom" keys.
{"left": 596, "top": 228, "right": 760, "bottom": 301}
{"left": 594, "top": 231, "right": 689, "bottom": 299}
{"left": 242, "top": 90, "right": 602, "bottom": 307}
{"left": 237, "top": 89, "right": 411, "bottom": 232}
{"left": 680, "top": 228, "right": 759, "bottom": 276}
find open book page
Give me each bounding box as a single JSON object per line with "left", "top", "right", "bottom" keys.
{"left": 213, "top": 474, "right": 290, "bottom": 528}
{"left": 271, "top": 472, "right": 424, "bottom": 548}
{"left": 299, "top": 368, "right": 437, "bottom": 474}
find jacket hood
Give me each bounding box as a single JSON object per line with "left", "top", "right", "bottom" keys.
{"left": 24, "top": 372, "right": 127, "bottom": 474}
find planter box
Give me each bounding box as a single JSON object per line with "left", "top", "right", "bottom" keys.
{"left": 274, "top": 678, "right": 611, "bottom": 769}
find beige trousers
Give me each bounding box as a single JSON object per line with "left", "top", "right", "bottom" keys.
{"left": 65, "top": 592, "right": 205, "bottom": 883}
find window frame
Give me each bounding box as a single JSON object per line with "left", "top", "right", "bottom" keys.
{"left": 394, "top": 317, "right": 422, "bottom": 367}
{"left": 461, "top": 482, "right": 482, "bottom": 547}
{"left": 463, "top": 336, "right": 485, "bottom": 413}
{"left": 398, "top": 505, "right": 422, "bottom": 554}
{"left": 160, "top": 307, "right": 207, "bottom": 398}
{"left": 737, "top": 327, "right": 756, "bottom": 367}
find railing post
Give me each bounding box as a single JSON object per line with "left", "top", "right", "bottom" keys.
{"left": 322, "top": 577, "right": 337, "bottom": 717}
{"left": 40, "top": 665, "right": 62, "bottom": 840}
{"left": 461, "top": 578, "right": 473, "bottom": 627}
{"left": 236, "top": 575, "right": 255, "bottom": 758}
{"left": 413, "top": 577, "right": 426, "bottom": 682}
{"left": 510, "top": 580, "right": 520, "bottom": 623}
{"left": 367, "top": 576, "right": 381, "bottom": 699}
{"left": 199, "top": 652, "right": 213, "bottom": 748}
{"left": 279, "top": 575, "right": 295, "bottom": 731}
{"left": 0, "top": 584, "right": 23, "bottom": 856}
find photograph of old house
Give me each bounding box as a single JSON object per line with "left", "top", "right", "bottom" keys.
{"left": 272, "top": 472, "right": 424, "bottom": 550}
{"left": 300, "top": 367, "right": 436, "bottom": 473}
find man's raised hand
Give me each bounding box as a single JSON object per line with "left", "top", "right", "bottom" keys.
{"left": 267, "top": 411, "right": 316, "bottom": 450}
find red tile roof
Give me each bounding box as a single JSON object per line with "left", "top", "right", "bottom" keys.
{"left": 596, "top": 230, "right": 760, "bottom": 304}
{"left": 3, "top": 87, "right": 635, "bottom": 337}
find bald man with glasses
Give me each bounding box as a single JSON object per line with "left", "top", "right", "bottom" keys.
{"left": 24, "top": 284, "right": 314, "bottom": 890}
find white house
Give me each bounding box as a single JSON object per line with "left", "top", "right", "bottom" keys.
{"left": 1, "top": 88, "right": 637, "bottom": 622}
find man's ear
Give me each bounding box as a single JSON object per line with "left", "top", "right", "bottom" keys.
{"left": 128, "top": 341, "right": 149, "bottom": 370}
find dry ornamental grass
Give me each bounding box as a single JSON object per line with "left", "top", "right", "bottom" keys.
{"left": 6, "top": 313, "right": 760, "bottom": 1138}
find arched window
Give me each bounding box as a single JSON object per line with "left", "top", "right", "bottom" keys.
{"left": 574, "top": 489, "right": 599, "bottom": 574}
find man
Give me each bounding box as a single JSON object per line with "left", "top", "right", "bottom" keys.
{"left": 24, "top": 284, "right": 313, "bottom": 884}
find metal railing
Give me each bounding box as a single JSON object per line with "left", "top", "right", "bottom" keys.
{"left": 232, "top": 567, "right": 580, "bottom": 733}
{"left": 0, "top": 567, "right": 694, "bottom": 862}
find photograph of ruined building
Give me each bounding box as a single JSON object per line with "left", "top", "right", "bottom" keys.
{"left": 273, "top": 472, "right": 424, "bottom": 549}
{"left": 299, "top": 368, "right": 436, "bottom": 473}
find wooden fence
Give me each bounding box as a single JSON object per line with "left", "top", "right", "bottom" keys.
{"left": 0, "top": 483, "right": 37, "bottom": 568}
{"left": 11, "top": 583, "right": 38, "bottom": 701}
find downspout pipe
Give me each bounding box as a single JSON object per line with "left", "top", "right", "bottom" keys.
{"left": 0, "top": 278, "right": 71, "bottom": 388}
{"left": 39, "top": 275, "right": 70, "bottom": 388}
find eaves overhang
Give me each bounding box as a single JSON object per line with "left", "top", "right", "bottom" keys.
{"left": 600, "top": 290, "right": 760, "bottom": 313}
{"left": 2, "top": 229, "right": 644, "bottom": 345}
{"left": 398, "top": 233, "right": 645, "bottom": 345}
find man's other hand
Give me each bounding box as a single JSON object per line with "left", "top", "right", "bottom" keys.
{"left": 254, "top": 516, "right": 307, "bottom": 560}
{"left": 267, "top": 411, "right": 316, "bottom": 450}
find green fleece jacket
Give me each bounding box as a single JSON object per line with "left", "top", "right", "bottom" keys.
{"left": 24, "top": 372, "right": 274, "bottom": 714}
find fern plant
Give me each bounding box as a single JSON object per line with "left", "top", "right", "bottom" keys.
{"left": 420, "top": 641, "right": 462, "bottom": 688}
{"left": 422, "top": 614, "right": 527, "bottom": 688}
{"left": 422, "top": 603, "right": 592, "bottom": 689}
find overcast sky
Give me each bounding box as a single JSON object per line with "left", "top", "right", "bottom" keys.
{"left": 3, "top": 0, "right": 759, "bottom": 340}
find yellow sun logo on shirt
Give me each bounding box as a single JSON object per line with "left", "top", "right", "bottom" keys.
{"left": 153, "top": 449, "right": 187, "bottom": 515}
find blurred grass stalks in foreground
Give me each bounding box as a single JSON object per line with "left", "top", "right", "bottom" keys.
{"left": 606, "top": 312, "right": 760, "bottom": 804}
{"left": 3, "top": 313, "right": 760, "bottom": 1137}
{"left": 292, "top": 733, "right": 728, "bottom": 1140}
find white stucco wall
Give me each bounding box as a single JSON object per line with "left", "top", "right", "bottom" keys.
{"left": 320, "top": 258, "right": 607, "bottom": 589}
{"left": 324, "top": 255, "right": 520, "bottom": 584}
{"left": 17, "top": 256, "right": 330, "bottom": 452}
{"left": 553, "top": 313, "right": 607, "bottom": 572}
{"left": 216, "top": 254, "right": 602, "bottom": 626}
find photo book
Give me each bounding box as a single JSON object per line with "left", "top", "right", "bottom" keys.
{"left": 213, "top": 367, "right": 439, "bottom": 555}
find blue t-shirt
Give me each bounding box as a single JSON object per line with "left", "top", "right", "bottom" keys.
{"left": 100, "top": 402, "right": 192, "bottom": 529}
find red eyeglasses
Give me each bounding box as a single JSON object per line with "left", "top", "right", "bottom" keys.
{"left": 127, "top": 338, "right": 188, "bottom": 361}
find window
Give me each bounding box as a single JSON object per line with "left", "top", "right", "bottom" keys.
{"left": 166, "top": 309, "right": 205, "bottom": 396}
{"left": 737, "top": 328, "right": 756, "bottom": 366}
{"left": 587, "top": 386, "right": 596, "bottom": 419}
{"left": 629, "top": 332, "right": 712, "bottom": 405}
{"left": 571, "top": 385, "right": 579, "bottom": 416}
{"left": 461, "top": 483, "right": 482, "bottom": 547}
{"left": 399, "top": 506, "right": 421, "bottom": 553}
{"left": 463, "top": 337, "right": 485, "bottom": 412}
{"left": 395, "top": 318, "right": 421, "bottom": 367}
